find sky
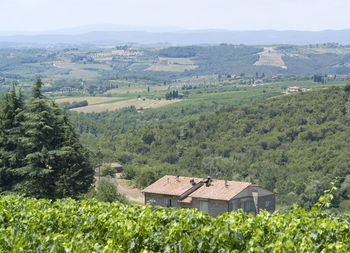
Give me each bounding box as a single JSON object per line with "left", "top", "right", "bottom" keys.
{"left": 1, "top": 0, "right": 350, "bottom": 32}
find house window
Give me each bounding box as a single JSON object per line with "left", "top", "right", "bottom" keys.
{"left": 200, "top": 201, "right": 209, "bottom": 213}
{"left": 167, "top": 199, "right": 172, "bottom": 207}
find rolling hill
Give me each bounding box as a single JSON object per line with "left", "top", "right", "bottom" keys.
{"left": 76, "top": 86, "right": 350, "bottom": 211}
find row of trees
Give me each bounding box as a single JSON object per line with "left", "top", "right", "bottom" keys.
{"left": 165, "top": 90, "right": 180, "bottom": 100}
{"left": 0, "top": 78, "right": 94, "bottom": 199}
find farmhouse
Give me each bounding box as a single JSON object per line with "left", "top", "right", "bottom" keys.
{"left": 287, "top": 86, "right": 302, "bottom": 93}
{"left": 95, "top": 162, "right": 123, "bottom": 174}
{"left": 110, "top": 162, "right": 123, "bottom": 173}
{"left": 336, "top": 74, "right": 349, "bottom": 80}
{"left": 142, "top": 175, "right": 275, "bottom": 217}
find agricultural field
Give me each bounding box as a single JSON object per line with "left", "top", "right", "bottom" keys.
{"left": 104, "top": 85, "right": 168, "bottom": 94}
{"left": 70, "top": 97, "right": 181, "bottom": 113}
{"left": 146, "top": 56, "right": 198, "bottom": 72}
{"left": 55, "top": 96, "right": 122, "bottom": 105}
{"left": 254, "top": 47, "right": 287, "bottom": 69}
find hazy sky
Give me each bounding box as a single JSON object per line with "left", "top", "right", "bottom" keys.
{"left": 1, "top": 0, "right": 350, "bottom": 32}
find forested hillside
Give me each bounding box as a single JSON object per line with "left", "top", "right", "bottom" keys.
{"left": 73, "top": 86, "right": 350, "bottom": 211}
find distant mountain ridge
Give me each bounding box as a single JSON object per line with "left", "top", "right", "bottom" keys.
{"left": 1, "top": 27, "right": 350, "bottom": 47}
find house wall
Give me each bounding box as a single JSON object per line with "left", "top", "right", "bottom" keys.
{"left": 229, "top": 196, "right": 256, "bottom": 214}
{"left": 114, "top": 166, "right": 123, "bottom": 173}
{"left": 229, "top": 194, "right": 275, "bottom": 214}
{"left": 207, "top": 199, "right": 229, "bottom": 217}
{"left": 258, "top": 194, "right": 275, "bottom": 213}
{"left": 144, "top": 193, "right": 180, "bottom": 208}
{"left": 234, "top": 186, "right": 272, "bottom": 199}
{"left": 182, "top": 198, "right": 229, "bottom": 218}
{"left": 145, "top": 185, "right": 275, "bottom": 216}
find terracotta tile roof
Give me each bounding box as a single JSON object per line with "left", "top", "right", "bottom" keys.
{"left": 189, "top": 179, "right": 251, "bottom": 201}
{"left": 142, "top": 175, "right": 252, "bottom": 201}
{"left": 142, "top": 175, "right": 202, "bottom": 196}
{"left": 110, "top": 162, "right": 123, "bottom": 168}
{"left": 180, "top": 196, "right": 192, "bottom": 203}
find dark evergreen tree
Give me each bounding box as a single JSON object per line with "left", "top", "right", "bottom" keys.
{"left": 0, "top": 84, "right": 24, "bottom": 192}
{"left": 0, "top": 78, "right": 94, "bottom": 199}
{"left": 50, "top": 112, "right": 95, "bottom": 198}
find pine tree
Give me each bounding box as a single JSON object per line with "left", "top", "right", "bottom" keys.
{"left": 0, "top": 84, "right": 25, "bottom": 192}
{"left": 48, "top": 112, "right": 94, "bottom": 198}
{"left": 1, "top": 78, "right": 94, "bottom": 199}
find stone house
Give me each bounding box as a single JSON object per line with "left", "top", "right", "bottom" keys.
{"left": 110, "top": 162, "right": 123, "bottom": 173}
{"left": 287, "top": 86, "right": 302, "bottom": 93}
{"left": 142, "top": 175, "right": 275, "bottom": 217}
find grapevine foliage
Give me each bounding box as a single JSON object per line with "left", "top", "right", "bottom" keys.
{"left": 0, "top": 195, "right": 349, "bottom": 252}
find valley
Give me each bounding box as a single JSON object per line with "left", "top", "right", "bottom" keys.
{"left": 2, "top": 1, "right": 350, "bottom": 251}
{"left": 1, "top": 43, "right": 349, "bottom": 213}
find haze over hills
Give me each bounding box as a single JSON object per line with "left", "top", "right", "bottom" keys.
{"left": 1, "top": 25, "right": 350, "bottom": 47}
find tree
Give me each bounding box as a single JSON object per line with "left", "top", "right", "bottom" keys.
{"left": 81, "top": 179, "right": 128, "bottom": 203}
{"left": 0, "top": 78, "right": 94, "bottom": 199}
{"left": 344, "top": 83, "right": 350, "bottom": 92}
{"left": 0, "top": 85, "right": 25, "bottom": 192}
{"left": 100, "top": 164, "right": 116, "bottom": 178}
{"left": 313, "top": 74, "right": 324, "bottom": 83}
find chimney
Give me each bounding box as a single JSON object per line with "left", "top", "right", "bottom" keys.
{"left": 190, "top": 178, "right": 195, "bottom": 185}
{"left": 225, "top": 180, "right": 228, "bottom": 187}
{"left": 206, "top": 176, "right": 211, "bottom": 187}
{"left": 176, "top": 175, "right": 180, "bottom": 182}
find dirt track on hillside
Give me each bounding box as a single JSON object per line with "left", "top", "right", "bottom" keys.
{"left": 95, "top": 175, "right": 144, "bottom": 204}
{"left": 116, "top": 178, "right": 144, "bottom": 204}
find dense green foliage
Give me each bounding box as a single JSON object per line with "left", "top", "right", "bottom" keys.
{"left": 0, "top": 195, "right": 349, "bottom": 252}
{"left": 165, "top": 90, "right": 180, "bottom": 100}
{"left": 60, "top": 100, "right": 88, "bottom": 109}
{"left": 81, "top": 180, "right": 129, "bottom": 204}
{"left": 0, "top": 79, "right": 94, "bottom": 199}
{"left": 75, "top": 86, "right": 350, "bottom": 210}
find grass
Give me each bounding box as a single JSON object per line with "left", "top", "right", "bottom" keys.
{"left": 104, "top": 85, "right": 168, "bottom": 95}
{"left": 68, "top": 69, "right": 99, "bottom": 79}
{"left": 146, "top": 57, "right": 198, "bottom": 72}
{"left": 158, "top": 57, "right": 195, "bottom": 65}
{"left": 129, "top": 63, "right": 151, "bottom": 71}
{"left": 55, "top": 97, "right": 122, "bottom": 105}
{"left": 70, "top": 98, "right": 181, "bottom": 113}
{"left": 56, "top": 62, "right": 113, "bottom": 71}
{"left": 146, "top": 64, "right": 198, "bottom": 72}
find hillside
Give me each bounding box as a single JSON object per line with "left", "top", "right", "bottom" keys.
{"left": 1, "top": 44, "right": 350, "bottom": 93}
{"left": 79, "top": 86, "right": 350, "bottom": 211}
{"left": 2, "top": 29, "right": 350, "bottom": 46}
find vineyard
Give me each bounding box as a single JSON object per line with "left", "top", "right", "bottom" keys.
{"left": 0, "top": 195, "right": 349, "bottom": 252}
